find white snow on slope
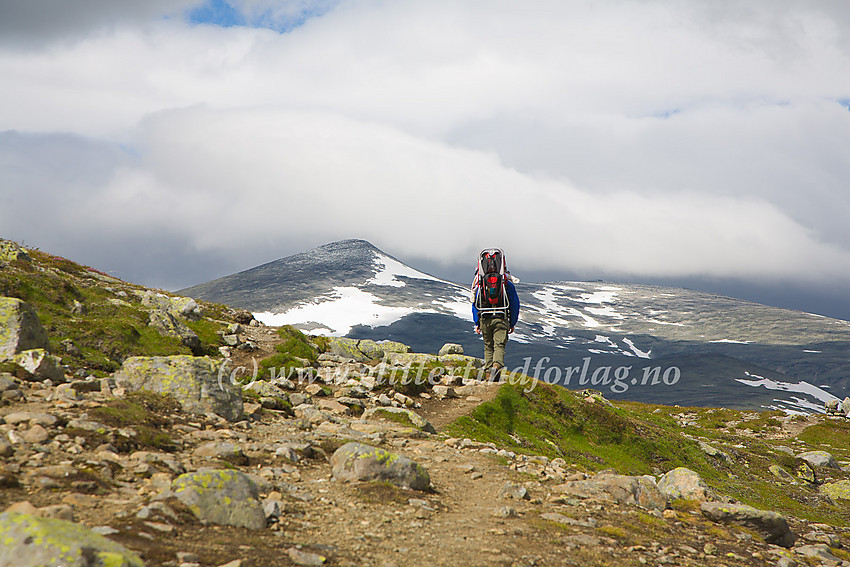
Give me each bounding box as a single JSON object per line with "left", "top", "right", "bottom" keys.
{"left": 710, "top": 339, "right": 754, "bottom": 344}
{"left": 622, "top": 337, "right": 651, "bottom": 359}
{"left": 365, "top": 253, "right": 444, "bottom": 287}
{"left": 254, "top": 286, "right": 418, "bottom": 336}
{"left": 736, "top": 372, "right": 838, "bottom": 414}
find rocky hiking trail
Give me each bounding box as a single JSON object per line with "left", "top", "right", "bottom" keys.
{"left": 2, "top": 239, "right": 850, "bottom": 567}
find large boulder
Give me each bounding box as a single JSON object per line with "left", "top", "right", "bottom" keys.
{"left": 172, "top": 469, "right": 266, "bottom": 529}
{"left": 553, "top": 472, "right": 667, "bottom": 511}
{"left": 658, "top": 467, "right": 715, "bottom": 502}
{"left": 114, "top": 355, "right": 243, "bottom": 422}
{"left": 331, "top": 442, "right": 431, "bottom": 491}
{"left": 798, "top": 450, "right": 839, "bottom": 469}
{"left": 0, "top": 512, "right": 144, "bottom": 567}
{"left": 0, "top": 298, "right": 49, "bottom": 360}
{"left": 701, "top": 502, "right": 795, "bottom": 548}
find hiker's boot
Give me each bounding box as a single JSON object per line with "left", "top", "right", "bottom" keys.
{"left": 489, "top": 365, "right": 503, "bottom": 382}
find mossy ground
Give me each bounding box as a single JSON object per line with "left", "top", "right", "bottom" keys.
{"left": 0, "top": 245, "right": 234, "bottom": 374}
{"left": 87, "top": 391, "right": 181, "bottom": 451}
{"left": 446, "top": 378, "right": 850, "bottom": 527}
{"left": 252, "top": 326, "right": 321, "bottom": 382}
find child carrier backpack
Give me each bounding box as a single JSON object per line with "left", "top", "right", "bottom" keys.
{"left": 472, "top": 248, "right": 510, "bottom": 316}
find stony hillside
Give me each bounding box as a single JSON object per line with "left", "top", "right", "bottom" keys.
{"left": 2, "top": 239, "right": 850, "bottom": 567}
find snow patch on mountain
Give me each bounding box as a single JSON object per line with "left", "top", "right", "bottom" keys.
{"left": 735, "top": 372, "right": 838, "bottom": 414}
{"left": 254, "top": 286, "right": 418, "bottom": 335}
{"left": 365, "top": 253, "right": 444, "bottom": 287}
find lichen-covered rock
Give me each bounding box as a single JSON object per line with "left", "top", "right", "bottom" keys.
{"left": 114, "top": 355, "right": 243, "bottom": 422}
{"left": 147, "top": 310, "right": 201, "bottom": 351}
{"left": 193, "top": 441, "right": 249, "bottom": 465}
{"left": 331, "top": 442, "right": 430, "bottom": 491}
{"left": 0, "top": 512, "right": 144, "bottom": 567}
{"left": 141, "top": 291, "right": 203, "bottom": 321}
{"left": 172, "top": 469, "right": 266, "bottom": 529}
{"left": 701, "top": 502, "right": 795, "bottom": 547}
{"left": 377, "top": 340, "right": 410, "bottom": 354}
{"left": 798, "top": 450, "right": 839, "bottom": 469}
{"left": 658, "top": 467, "right": 715, "bottom": 502}
{"left": 0, "top": 298, "right": 49, "bottom": 360}
{"left": 553, "top": 473, "right": 666, "bottom": 511}
{"left": 361, "top": 407, "right": 436, "bottom": 434}
{"left": 438, "top": 343, "right": 464, "bottom": 356}
{"left": 10, "top": 349, "right": 65, "bottom": 382}
{"left": 327, "top": 338, "right": 383, "bottom": 362}
{"left": 0, "top": 241, "right": 30, "bottom": 263}
{"left": 821, "top": 480, "right": 850, "bottom": 501}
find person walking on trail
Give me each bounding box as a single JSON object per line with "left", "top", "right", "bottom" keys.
{"left": 472, "top": 249, "right": 520, "bottom": 381}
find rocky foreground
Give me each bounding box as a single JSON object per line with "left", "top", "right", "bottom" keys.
{"left": 1, "top": 326, "right": 849, "bottom": 566}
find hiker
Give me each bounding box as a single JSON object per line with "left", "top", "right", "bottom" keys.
{"left": 472, "top": 249, "right": 520, "bottom": 380}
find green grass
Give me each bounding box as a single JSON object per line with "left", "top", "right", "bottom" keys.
{"left": 446, "top": 381, "right": 709, "bottom": 476}
{"left": 445, "top": 379, "right": 850, "bottom": 527}
{"left": 252, "top": 326, "right": 320, "bottom": 382}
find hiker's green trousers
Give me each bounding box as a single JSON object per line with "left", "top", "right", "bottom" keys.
{"left": 480, "top": 316, "right": 509, "bottom": 371}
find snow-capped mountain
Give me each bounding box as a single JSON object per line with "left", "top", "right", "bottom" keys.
{"left": 180, "top": 239, "right": 850, "bottom": 413}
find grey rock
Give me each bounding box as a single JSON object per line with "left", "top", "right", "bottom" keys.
{"left": 658, "top": 467, "right": 715, "bottom": 502}
{"left": 438, "top": 343, "right": 464, "bottom": 356}
{"left": 331, "top": 442, "right": 430, "bottom": 491}
{"left": 142, "top": 291, "right": 203, "bottom": 321}
{"left": 841, "top": 396, "right": 850, "bottom": 416}
{"left": 243, "top": 380, "right": 288, "bottom": 400}
{"left": 554, "top": 473, "right": 667, "bottom": 511}
{"left": 794, "top": 544, "right": 842, "bottom": 563}
{"left": 798, "top": 450, "right": 839, "bottom": 469}
{"left": 361, "top": 407, "right": 436, "bottom": 434}
{"left": 0, "top": 512, "right": 144, "bottom": 567}
{"left": 768, "top": 465, "right": 798, "bottom": 484}
{"left": 498, "top": 481, "right": 530, "bottom": 500}
{"left": 10, "top": 349, "right": 64, "bottom": 382}
{"left": 698, "top": 440, "right": 732, "bottom": 462}
{"left": 0, "top": 297, "right": 49, "bottom": 359}
{"left": 287, "top": 547, "right": 327, "bottom": 566}
{"left": 114, "top": 355, "right": 243, "bottom": 422}
{"left": 172, "top": 469, "right": 266, "bottom": 529}
{"left": 0, "top": 438, "right": 13, "bottom": 458}
{"left": 700, "top": 502, "right": 795, "bottom": 547}
{"left": 194, "top": 441, "right": 249, "bottom": 465}
{"left": 4, "top": 411, "right": 57, "bottom": 427}
{"left": 148, "top": 309, "right": 201, "bottom": 351}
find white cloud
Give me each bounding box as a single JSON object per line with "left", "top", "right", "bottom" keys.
{"left": 2, "top": 0, "right": 850, "bottom": 293}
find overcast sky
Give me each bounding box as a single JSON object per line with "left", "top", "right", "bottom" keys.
{"left": 2, "top": 1, "right": 850, "bottom": 318}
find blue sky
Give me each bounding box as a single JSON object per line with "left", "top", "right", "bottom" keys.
{"left": 187, "top": 0, "right": 340, "bottom": 33}
{"left": 2, "top": 0, "right": 850, "bottom": 319}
